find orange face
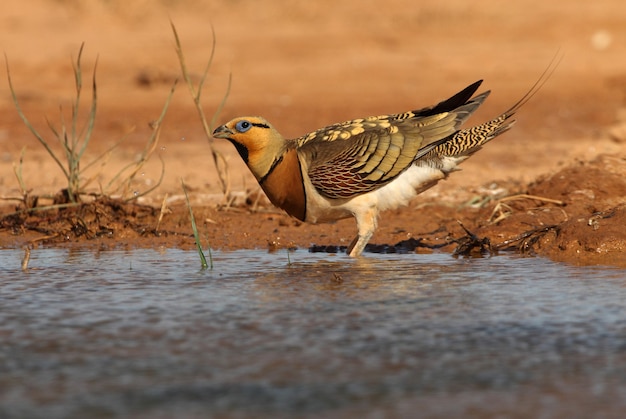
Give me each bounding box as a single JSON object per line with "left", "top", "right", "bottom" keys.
{"left": 213, "top": 116, "right": 287, "bottom": 180}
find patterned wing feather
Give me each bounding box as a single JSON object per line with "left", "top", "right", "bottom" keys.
{"left": 296, "top": 82, "right": 489, "bottom": 199}
{"left": 299, "top": 112, "right": 459, "bottom": 199}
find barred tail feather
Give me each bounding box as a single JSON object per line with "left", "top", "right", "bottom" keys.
{"left": 417, "top": 52, "right": 561, "bottom": 170}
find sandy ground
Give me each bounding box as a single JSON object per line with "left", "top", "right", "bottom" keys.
{"left": 1, "top": 0, "right": 625, "bottom": 266}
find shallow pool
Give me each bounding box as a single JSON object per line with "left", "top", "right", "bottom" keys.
{"left": 1, "top": 249, "right": 626, "bottom": 418}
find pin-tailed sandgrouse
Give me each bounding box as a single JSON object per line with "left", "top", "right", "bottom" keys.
{"left": 214, "top": 76, "right": 547, "bottom": 256}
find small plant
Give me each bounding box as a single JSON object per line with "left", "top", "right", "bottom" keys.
{"left": 182, "top": 179, "right": 212, "bottom": 270}
{"left": 102, "top": 82, "right": 175, "bottom": 202}
{"left": 172, "top": 23, "right": 233, "bottom": 268}
{"left": 5, "top": 43, "right": 175, "bottom": 207}
{"left": 171, "top": 22, "right": 232, "bottom": 205}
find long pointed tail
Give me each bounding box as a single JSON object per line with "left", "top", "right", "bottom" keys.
{"left": 422, "top": 53, "right": 562, "bottom": 166}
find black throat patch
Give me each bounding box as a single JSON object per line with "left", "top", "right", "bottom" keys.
{"left": 229, "top": 140, "right": 249, "bottom": 164}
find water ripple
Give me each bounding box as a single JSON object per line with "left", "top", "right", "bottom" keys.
{"left": 1, "top": 249, "right": 626, "bottom": 418}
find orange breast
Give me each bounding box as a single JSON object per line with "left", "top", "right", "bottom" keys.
{"left": 259, "top": 149, "right": 307, "bottom": 221}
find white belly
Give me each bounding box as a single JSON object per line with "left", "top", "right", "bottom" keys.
{"left": 302, "top": 160, "right": 457, "bottom": 224}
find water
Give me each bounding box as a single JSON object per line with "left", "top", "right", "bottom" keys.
{"left": 1, "top": 249, "right": 626, "bottom": 418}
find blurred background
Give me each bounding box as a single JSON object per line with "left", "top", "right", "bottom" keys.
{"left": 0, "top": 0, "right": 624, "bottom": 200}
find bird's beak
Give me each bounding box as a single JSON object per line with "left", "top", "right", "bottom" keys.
{"left": 213, "top": 124, "right": 233, "bottom": 139}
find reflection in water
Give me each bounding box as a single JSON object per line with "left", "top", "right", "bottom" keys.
{"left": 1, "top": 249, "right": 626, "bottom": 418}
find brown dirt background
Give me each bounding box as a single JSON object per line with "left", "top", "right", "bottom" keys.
{"left": 1, "top": 0, "right": 625, "bottom": 266}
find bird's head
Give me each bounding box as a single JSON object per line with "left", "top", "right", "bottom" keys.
{"left": 213, "top": 116, "right": 286, "bottom": 180}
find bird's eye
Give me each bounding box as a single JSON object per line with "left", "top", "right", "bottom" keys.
{"left": 235, "top": 120, "right": 252, "bottom": 133}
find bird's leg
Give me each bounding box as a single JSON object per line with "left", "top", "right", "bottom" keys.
{"left": 347, "top": 234, "right": 371, "bottom": 257}
{"left": 346, "top": 236, "right": 360, "bottom": 257}
{"left": 346, "top": 207, "right": 378, "bottom": 257}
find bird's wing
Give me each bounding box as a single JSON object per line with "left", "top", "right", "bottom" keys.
{"left": 296, "top": 82, "right": 488, "bottom": 199}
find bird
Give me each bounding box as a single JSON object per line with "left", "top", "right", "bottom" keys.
{"left": 213, "top": 72, "right": 551, "bottom": 257}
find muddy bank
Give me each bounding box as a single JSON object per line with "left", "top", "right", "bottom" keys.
{"left": 473, "top": 155, "right": 626, "bottom": 266}
{"left": 1, "top": 154, "right": 625, "bottom": 268}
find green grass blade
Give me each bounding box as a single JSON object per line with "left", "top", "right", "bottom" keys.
{"left": 71, "top": 43, "right": 84, "bottom": 153}
{"left": 76, "top": 55, "right": 98, "bottom": 161}
{"left": 182, "top": 179, "right": 211, "bottom": 270}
